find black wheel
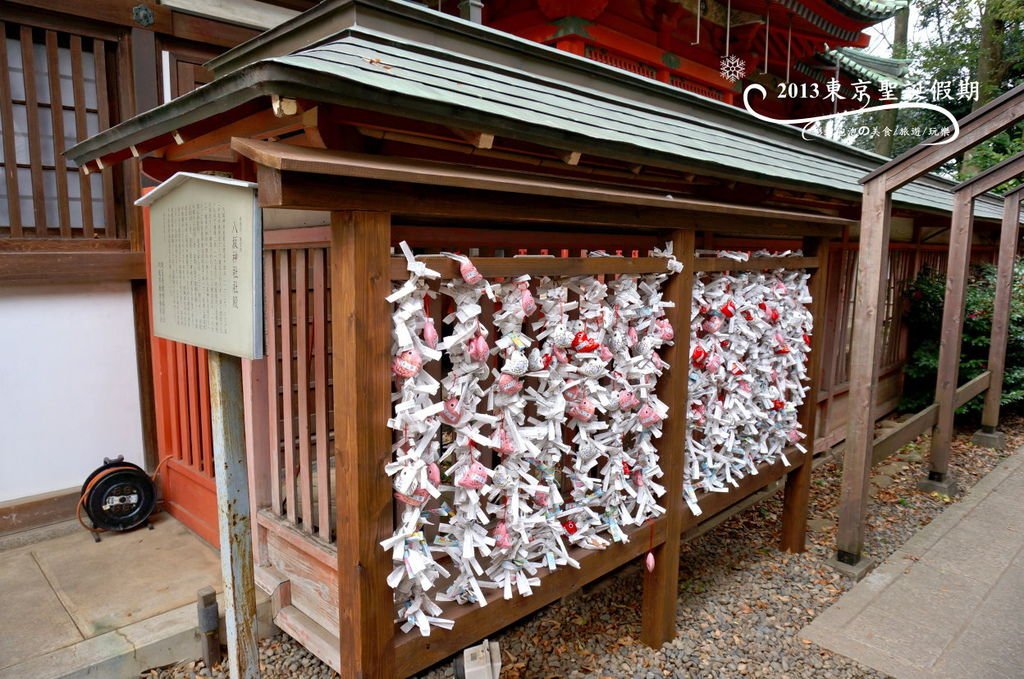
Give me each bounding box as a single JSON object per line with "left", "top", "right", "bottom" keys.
{"left": 82, "top": 464, "right": 156, "bottom": 532}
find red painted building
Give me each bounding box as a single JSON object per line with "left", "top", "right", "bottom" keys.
{"left": 466, "top": 0, "right": 908, "bottom": 116}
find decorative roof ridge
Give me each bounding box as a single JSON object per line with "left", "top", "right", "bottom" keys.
{"left": 824, "top": 0, "right": 909, "bottom": 22}
{"left": 821, "top": 47, "right": 911, "bottom": 87}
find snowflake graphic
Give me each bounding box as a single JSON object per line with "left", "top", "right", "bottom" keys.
{"left": 719, "top": 55, "right": 747, "bottom": 83}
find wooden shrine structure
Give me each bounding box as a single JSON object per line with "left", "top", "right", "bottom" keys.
{"left": 66, "top": 0, "right": 1020, "bottom": 676}
{"left": 836, "top": 84, "right": 1024, "bottom": 572}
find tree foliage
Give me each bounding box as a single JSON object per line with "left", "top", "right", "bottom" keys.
{"left": 901, "top": 259, "right": 1024, "bottom": 416}
{"left": 843, "top": 0, "right": 1024, "bottom": 184}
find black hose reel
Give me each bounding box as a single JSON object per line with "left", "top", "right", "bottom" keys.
{"left": 80, "top": 456, "right": 157, "bottom": 541}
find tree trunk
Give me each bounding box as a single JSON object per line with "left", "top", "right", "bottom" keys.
{"left": 874, "top": 7, "right": 910, "bottom": 157}
{"left": 963, "top": 0, "right": 1006, "bottom": 176}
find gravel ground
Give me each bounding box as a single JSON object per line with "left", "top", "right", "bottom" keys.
{"left": 146, "top": 415, "right": 1024, "bottom": 679}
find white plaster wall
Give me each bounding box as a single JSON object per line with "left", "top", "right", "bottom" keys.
{"left": 0, "top": 283, "right": 144, "bottom": 502}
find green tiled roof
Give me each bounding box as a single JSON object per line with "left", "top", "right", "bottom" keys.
{"left": 266, "top": 28, "right": 998, "bottom": 218}
{"left": 827, "top": 48, "right": 912, "bottom": 88}
{"left": 825, "top": 0, "right": 909, "bottom": 22}
{"left": 66, "top": 0, "right": 1006, "bottom": 222}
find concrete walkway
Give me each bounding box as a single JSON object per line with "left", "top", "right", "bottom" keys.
{"left": 803, "top": 450, "right": 1024, "bottom": 679}
{"left": 0, "top": 513, "right": 270, "bottom": 679}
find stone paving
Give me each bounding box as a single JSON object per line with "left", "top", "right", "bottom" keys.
{"left": 0, "top": 513, "right": 271, "bottom": 679}
{"left": 802, "top": 449, "right": 1024, "bottom": 679}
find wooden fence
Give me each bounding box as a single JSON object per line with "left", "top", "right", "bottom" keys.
{"left": 151, "top": 337, "right": 218, "bottom": 545}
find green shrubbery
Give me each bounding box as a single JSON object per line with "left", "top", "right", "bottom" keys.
{"left": 901, "top": 259, "right": 1024, "bottom": 416}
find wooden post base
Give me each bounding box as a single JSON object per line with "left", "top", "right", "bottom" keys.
{"left": 827, "top": 552, "right": 875, "bottom": 581}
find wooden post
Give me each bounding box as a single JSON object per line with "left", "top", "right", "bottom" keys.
{"left": 975, "top": 189, "right": 1023, "bottom": 446}
{"left": 924, "top": 191, "right": 975, "bottom": 493}
{"left": 835, "top": 179, "right": 892, "bottom": 572}
{"left": 641, "top": 229, "right": 695, "bottom": 648}
{"left": 208, "top": 351, "right": 261, "bottom": 679}
{"left": 780, "top": 236, "right": 830, "bottom": 553}
{"left": 331, "top": 211, "right": 395, "bottom": 679}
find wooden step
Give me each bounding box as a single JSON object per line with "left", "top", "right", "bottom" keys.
{"left": 276, "top": 605, "right": 341, "bottom": 674}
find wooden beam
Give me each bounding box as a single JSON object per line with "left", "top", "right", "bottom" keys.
{"left": 388, "top": 255, "right": 676, "bottom": 281}
{"left": 234, "top": 138, "right": 853, "bottom": 229}
{"left": 131, "top": 165, "right": 159, "bottom": 474}
{"left": 390, "top": 225, "right": 660, "bottom": 252}
{"left": 164, "top": 108, "right": 308, "bottom": 162}
{"left": 872, "top": 405, "right": 938, "bottom": 466}
{"left": 956, "top": 150, "right": 1024, "bottom": 198}
{"left": 331, "top": 211, "right": 394, "bottom": 679}
{"left": 6, "top": 0, "right": 174, "bottom": 32}
{"left": 686, "top": 457, "right": 801, "bottom": 529}
{"left": 355, "top": 125, "right": 707, "bottom": 187}
{"left": 561, "top": 150, "right": 582, "bottom": 166}
{"left": 780, "top": 237, "right": 830, "bottom": 553}
{"left": 0, "top": 239, "right": 131, "bottom": 252}
{"left": 451, "top": 128, "right": 494, "bottom": 149}
{"left": 0, "top": 252, "right": 145, "bottom": 285}
{"left": 862, "top": 84, "right": 1024, "bottom": 191}
{"left": 871, "top": 371, "right": 992, "bottom": 466}
{"left": 396, "top": 517, "right": 669, "bottom": 677}
{"left": 692, "top": 256, "right": 819, "bottom": 272}
{"left": 835, "top": 178, "right": 892, "bottom": 566}
{"left": 982, "top": 192, "right": 1023, "bottom": 429}
{"left": 928, "top": 191, "right": 976, "bottom": 482}
{"left": 300, "top": 108, "right": 327, "bottom": 148}
{"left": 271, "top": 95, "right": 300, "bottom": 118}
{"left": 956, "top": 370, "right": 992, "bottom": 408}
{"left": 257, "top": 168, "right": 843, "bottom": 238}
{"left": 169, "top": 9, "right": 261, "bottom": 48}
{"left": 641, "top": 229, "right": 694, "bottom": 647}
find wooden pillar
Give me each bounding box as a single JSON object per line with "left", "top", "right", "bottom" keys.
{"left": 125, "top": 29, "right": 160, "bottom": 471}
{"left": 780, "top": 236, "right": 830, "bottom": 553}
{"left": 925, "top": 191, "right": 975, "bottom": 491}
{"left": 978, "top": 190, "right": 1023, "bottom": 437}
{"left": 208, "top": 352, "right": 260, "bottom": 679}
{"left": 331, "top": 211, "right": 394, "bottom": 679}
{"left": 641, "top": 229, "right": 695, "bottom": 647}
{"left": 835, "top": 179, "right": 892, "bottom": 570}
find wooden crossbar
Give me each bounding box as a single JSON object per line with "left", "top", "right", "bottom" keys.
{"left": 692, "top": 256, "right": 819, "bottom": 273}
{"left": 870, "top": 371, "right": 991, "bottom": 466}
{"left": 388, "top": 255, "right": 674, "bottom": 281}
{"left": 394, "top": 514, "right": 670, "bottom": 676}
